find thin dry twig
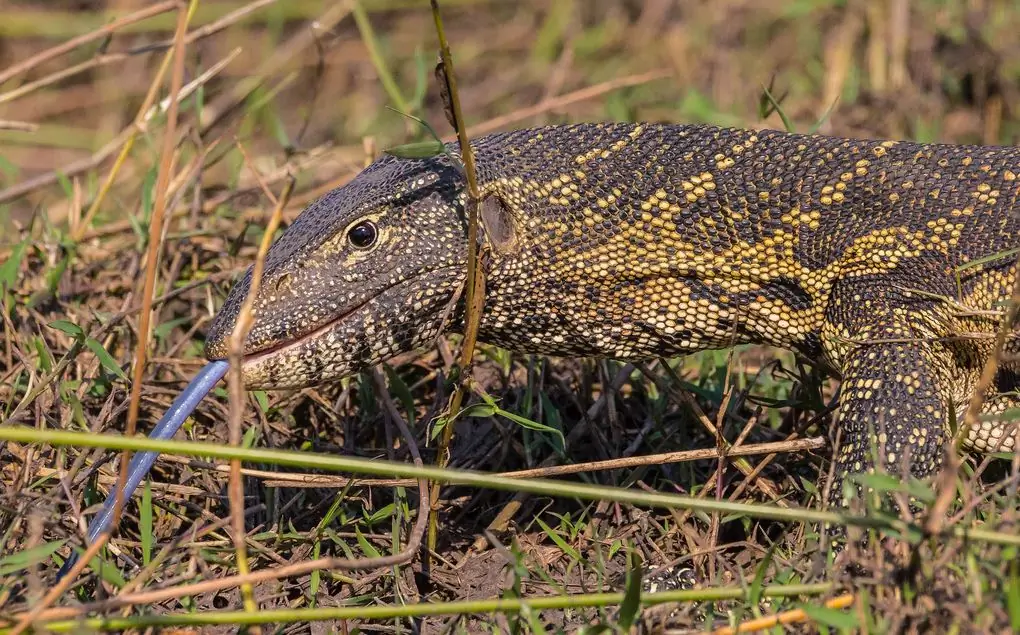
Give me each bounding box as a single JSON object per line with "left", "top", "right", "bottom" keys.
{"left": 12, "top": 373, "right": 431, "bottom": 628}
{"left": 0, "top": 0, "right": 261, "bottom": 108}
{"left": 712, "top": 592, "right": 855, "bottom": 634}
{"left": 0, "top": 2, "right": 351, "bottom": 208}
{"left": 0, "top": 119, "right": 39, "bottom": 132}
{"left": 114, "top": 0, "right": 193, "bottom": 551}
{"left": 173, "top": 436, "right": 825, "bottom": 488}
{"left": 461, "top": 68, "right": 671, "bottom": 139}
{"left": 0, "top": 0, "right": 178, "bottom": 87}
{"left": 225, "top": 170, "right": 295, "bottom": 619}
{"left": 197, "top": 0, "right": 354, "bottom": 134}
{"left": 11, "top": 548, "right": 429, "bottom": 624}
{"left": 648, "top": 361, "right": 784, "bottom": 502}
{"left": 370, "top": 367, "right": 432, "bottom": 565}
{"left": 131, "top": 0, "right": 280, "bottom": 56}
{"left": 0, "top": 53, "right": 131, "bottom": 106}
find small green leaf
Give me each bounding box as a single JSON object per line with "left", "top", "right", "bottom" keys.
{"left": 355, "top": 528, "right": 381, "bottom": 558}
{"left": 0, "top": 240, "right": 27, "bottom": 289}
{"left": 55, "top": 171, "right": 74, "bottom": 199}
{"left": 749, "top": 542, "right": 779, "bottom": 611}
{"left": 365, "top": 503, "right": 395, "bottom": 525}
{"left": 242, "top": 423, "right": 259, "bottom": 448}
{"left": 496, "top": 406, "right": 565, "bottom": 449}
{"left": 127, "top": 208, "right": 145, "bottom": 244}
{"left": 1008, "top": 558, "right": 1020, "bottom": 631}
{"left": 385, "top": 105, "right": 446, "bottom": 147}
{"left": 534, "top": 517, "right": 580, "bottom": 561}
{"left": 430, "top": 415, "right": 450, "bottom": 441}
{"left": 384, "top": 140, "right": 445, "bottom": 159}
{"left": 153, "top": 316, "right": 191, "bottom": 340}
{"left": 48, "top": 319, "right": 85, "bottom": 338}
{"left": 0, "top": 540, "right": 67, "bottom": 575}
{"left": 608, "top": 539, "right": 622, "bottom": 560}
{"left": 989, "top": 407, "right": 1020, "bottom": 421}
{"left": 45, "top": 260, "right": 68, "bottom": 295}
{"left": 33, "top": 337, "right": 54, "bottom": 373}
{"left": 309, "top": 538, "right": 322, "bottom": 605}
{"left": 253, "top": 390, "right": 270, "bottom": 414}
{"left": 383, "top": 365, "right": 416, "bottom": 427}
{"left": 141, "top": 165, "right": 157, "bottom": 223}
{"left": 956, "top": 246, "right": 1020, "bottom": 272}
{"left": 808, "top": 97, "right": 840, "bottom": 134}
{"left": 852, "top": 472, "right": 903, "bottom": 493}
{"left": 89, "top": 557, "right": 127, "bottom": 588}
{"left": 800, "top": 476, "right": 818, "bottom": 494}
{"left": 800, "top": 603, "right": 859, "bottom": 630}
{"left": 408, "top": 45, "right": 429, "bottom": 112}
{"left": 258, "top": 94, "right": 292, "bottom": 150}
{"left": 759, "top": 80, "right": 794, "bottom": 132}
{"left": 140, "top": 480, "right": 153, "bottom": 566}
{"left": 520, "top": 603, "right": 548, "bottom": 635}
{"left": 903, "top": 478, "right": 936, "bottom": 504}
{"left": 617, "top": 548, "right": 643, "bottom": 631}
{"left": 461, "top": 403, "right": 497, "bottom": 418}
{"left": 85, "top": 337, "right": 127, "bottom": 380}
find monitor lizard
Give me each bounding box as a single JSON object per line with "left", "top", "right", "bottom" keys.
{"left": 204, "top": 122, "right": 1019, "bottom": 508}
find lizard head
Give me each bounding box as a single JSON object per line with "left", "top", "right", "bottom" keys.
{"left": 204, "top": 150, "right": 471, "bottom": 389}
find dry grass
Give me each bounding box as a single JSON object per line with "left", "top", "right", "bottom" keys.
{"left": 1, "top": 0, "right": 1019, "bottom": 633}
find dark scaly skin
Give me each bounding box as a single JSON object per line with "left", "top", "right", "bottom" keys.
{"left": 205, "top": 122, "right": 1019, "bottom": 507}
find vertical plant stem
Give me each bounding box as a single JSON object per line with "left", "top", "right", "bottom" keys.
{"left": 115, "top": 0, "right": 195, "bottom": 553}
{"left": 427, "top": 0, "right": 485, "bottom": 568}
{"left": 227, "top": 174, "right": 296, "bottom": 620}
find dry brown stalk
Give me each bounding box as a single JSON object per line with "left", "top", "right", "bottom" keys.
{"left": 225, "top": 171, "right": 295, "bottom": 619}
{"left": 0, "top": 119, "right": 38, "bottom": 131}
{"left": 0, "top": 1, "right": 178, "bottom": 87}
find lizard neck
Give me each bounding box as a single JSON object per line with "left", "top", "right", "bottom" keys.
{"left": 471, "top": 123, "right": 831, "bottom": 361}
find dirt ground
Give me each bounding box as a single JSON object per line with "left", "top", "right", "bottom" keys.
{"left": 1, "top": 1, "right": 1019, "bottom": 633}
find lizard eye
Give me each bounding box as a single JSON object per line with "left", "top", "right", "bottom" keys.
{"left": 347, "top": 221, "right": 377, "bottom": 249}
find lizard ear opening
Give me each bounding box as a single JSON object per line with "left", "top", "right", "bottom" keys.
{"left": 479, "top": 194, "right": 519, "bottom": 254}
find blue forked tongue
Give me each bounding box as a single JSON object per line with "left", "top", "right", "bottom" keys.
{"left": 55, "top": 359, "right": 230, "bottom": 581}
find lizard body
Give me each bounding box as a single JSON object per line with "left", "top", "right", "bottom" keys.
{"left": 205, "top": 122, "right": 1019, "bottom": 506}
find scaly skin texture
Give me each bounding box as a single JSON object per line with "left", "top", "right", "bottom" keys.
{"left": 205, "top": 122, "right": 1020, "bottom": 507}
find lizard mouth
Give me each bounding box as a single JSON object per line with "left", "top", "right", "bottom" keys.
{"left": 238, "top": 291, "right": 380, "bottom": 368}
{"left": 235, "top": 264, "right": 465, "bottom": 371}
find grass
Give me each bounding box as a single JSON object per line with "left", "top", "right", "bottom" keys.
{"left": 1, "top": 0, "right": 1020, "bottom": 632}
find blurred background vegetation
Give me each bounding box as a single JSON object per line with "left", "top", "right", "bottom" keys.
{"left": 3, "top": 0, "right": 1020, "bottom": 231}
{"left": 1, "top": 1, "right": 1019, "bottom": 632}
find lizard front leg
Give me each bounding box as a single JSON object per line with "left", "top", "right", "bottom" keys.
{"left": 822, "top": 269, "right": 960, "bottom": 511}
{"left": 825, "top": 335, "right": 953, "bottom": 509}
